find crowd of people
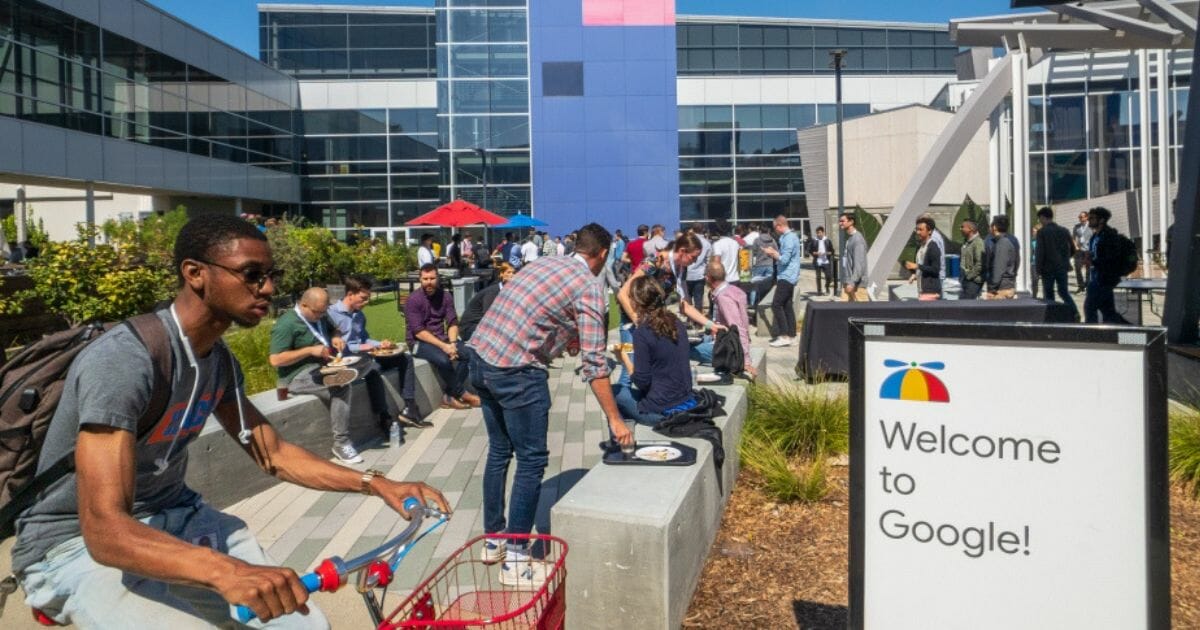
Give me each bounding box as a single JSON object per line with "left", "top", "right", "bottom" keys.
{"left": 6, "top": 205, "right": 1150, "bottom": 627}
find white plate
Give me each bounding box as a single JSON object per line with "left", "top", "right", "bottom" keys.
{"left": 635, "top": 446, "right": 683, "bottom": 462}
{"left": 696, "top": 373, "right": 724, "bottom": 383}
{"left": 328, "top": 355, "right": 361, "bottom": 368}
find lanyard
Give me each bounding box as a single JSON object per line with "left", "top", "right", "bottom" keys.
{"left": 295, "top": 305, "right": 329, "bottom": 347}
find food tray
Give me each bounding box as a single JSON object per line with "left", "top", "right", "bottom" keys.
{"left": 602, "top": 440, "right": 697, "bottom": 466}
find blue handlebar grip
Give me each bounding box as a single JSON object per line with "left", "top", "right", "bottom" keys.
{"left": 403, "top": 497, "right": 421, "bottom": 512}
{"left": 233, "top": 572, "right": 322, "bottom": 623}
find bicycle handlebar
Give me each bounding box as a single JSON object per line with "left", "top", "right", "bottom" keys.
{"left": 234, "top": 497, "right": 427, "bottom": 624}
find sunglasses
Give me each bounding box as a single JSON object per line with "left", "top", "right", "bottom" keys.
{"left": 200, "top": 259, "right": 284, "bottom": 290}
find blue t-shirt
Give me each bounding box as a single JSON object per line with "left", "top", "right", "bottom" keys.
{"left": 631, "top": 319, "right": 693, "bottom": 415}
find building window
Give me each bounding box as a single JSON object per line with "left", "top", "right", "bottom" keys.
{"left": 542, "top": 61, "right": 583, "bottom": 97}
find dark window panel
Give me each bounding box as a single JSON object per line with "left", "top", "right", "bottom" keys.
{"left": 814, "top": 28, "right": 838, "bottom": 46}
{"left": 888, "top": 48, "right": 911, "bottom": 70}
{"left": 712, "top": 24, "right": 738, "bottom": 46}
{"left": 1089, "top": 149, "right": 1133, "bottom": 197}
{"left": 790, "top": 105, "right": 815, "bottom": 129}
{"left": 264, "top": 11, "right": 346, "bottom": 27}
{"left": 741, "top": 49, "right": 764, "bottom": 71}
{"left": 349, "top": 49, "right": 433, "bottom": 76}
{"left": 349, "top": 24, "right": 429, "bottom": 48}
{"left": 863, "top": 48, "right": 887, "bottom": 71}
{"left": 679, "top": 130, "right": 732, "bottom": 156}
{"left": 789, "top": 48, "right": 813, "bottom": 71}
{"left": 678, "top": 156, "right": 733, "bottom": 168}
{"left": 887, "top": 30, "right": 911, "bottom": 46}
{"left": 763, "top": 26, "right": 788, "bottom": 46}
{"left": 763, "top": 48, "right": 788, "bottom": 71}
{"left": 837, "top": 29, "right": 863, "bottom": 46}
{"left": 1047, "top": 151, "right": 1088, "bottom": 201}
{"left": 542, "top": 61, "right": 583, "bottom": 97}
{"left": 348, "top": 13, "right": 430, "bottom": 26}
{"left": 910, "top": 31, "right": 935, "bottom": 46}
{"left": 713, "top": 48, "right": 738, "bottom": 71}
{"left": 911, "top": 48, "right": 936, "bottom": 70}
{"left": 760, "top": 105, "right": 790, "bottom": 128}
{"left": 687, "top": 49, "right": 713, "bottom": 72}
{"left": 679, "top": 196, "right": 732, "bottom": 222}
{"left": 789, "top": 26, "right": 813, "bottom": 46}
{"left": 1046, "top": 95, "right": 1086, "bottom": 151}
{"left": 275, "top": 25, "right": 348, "bottom": 50}
{"left": 686, "top": 24, "right": 712, "bottom": 47}
{"left": 862, "top": 30, "right": 886, "bottom": 46}
{"left": 389, "top": 135, "right": 438, "bottom": 160}
{"left": 740, "top": 26, "right": 763, "bottom": 46}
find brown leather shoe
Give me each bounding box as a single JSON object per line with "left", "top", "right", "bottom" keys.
{"left": 459, "top": 392, "right": 481, "bottom": 407}
{"left": 441, "top": 395, "right": 470, "bottom": 410}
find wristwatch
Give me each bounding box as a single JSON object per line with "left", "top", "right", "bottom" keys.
{"left": 360, "top": 469, "right": 386, "bottom": 495}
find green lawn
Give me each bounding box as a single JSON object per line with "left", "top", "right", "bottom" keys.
{"left": 226, "top": 292, "right": 615, "bottom": 395}
{"left": 225, "top": 294, "right": 407, "bottom": 395}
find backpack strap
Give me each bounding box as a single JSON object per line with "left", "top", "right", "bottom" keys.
{"left": 123, "top": 312, "right": 174, "bottom": 439}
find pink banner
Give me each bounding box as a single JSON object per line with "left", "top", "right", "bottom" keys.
{"left": 582, "top": 0, "right": 675, "bottom": 26}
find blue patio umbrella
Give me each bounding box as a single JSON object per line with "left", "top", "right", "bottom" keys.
{"left": 497, "top": 213, "right": 547, "bottom": 229}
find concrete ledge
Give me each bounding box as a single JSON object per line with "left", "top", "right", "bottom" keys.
{"left": 185, "top": 369, "right": 404, "bottom": 508}
{"left": 550, "top": 349, "right": 764, "bottom": 630}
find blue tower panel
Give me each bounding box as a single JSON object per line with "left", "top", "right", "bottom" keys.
{"left": 529, "top": 0, "right": 679, "bottom": 238}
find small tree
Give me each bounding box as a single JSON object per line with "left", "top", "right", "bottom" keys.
{"left": 950, "top": 195, "right": 990, "bottom": 245}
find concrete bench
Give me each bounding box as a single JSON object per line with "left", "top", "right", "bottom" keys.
{"left": 186, "top": 363, "right": 423, "bottom": 508}
{"left": 549, "top": 348, "right": 765, "bottom": 630}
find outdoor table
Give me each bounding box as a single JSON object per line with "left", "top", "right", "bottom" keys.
{"left": 1116, "top": 278, "right": 1168, "bottom": 326}
{"left": 796, "top": 298, "right": 1079, "bottom": 380}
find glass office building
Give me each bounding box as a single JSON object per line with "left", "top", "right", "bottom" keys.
{"left": 258, "top": 5, "right": 961, "bottom": 234}
{"left": 0, "top": 0, "right": 298, "bottom": 174}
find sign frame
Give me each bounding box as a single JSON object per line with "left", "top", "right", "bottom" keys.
{"left": 847, "top": 319, "right": 1169, "bottom": 630}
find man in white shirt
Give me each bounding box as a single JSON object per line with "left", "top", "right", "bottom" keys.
{"left": 417, "top": 233, "right": 436, "bottom": 268}
{"left": 710, "top": 224, "right": 741, "bottom": 281}
{"left": 806, "top": 226, "right": 835, "bottom": 295}
{"left": 521, "top": 235, "right": 540, "bottom": 264}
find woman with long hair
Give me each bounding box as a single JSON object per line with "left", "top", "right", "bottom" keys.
{"left": 612, "top": 276, "right": 695, "bottom": 426}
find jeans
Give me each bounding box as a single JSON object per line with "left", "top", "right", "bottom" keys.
{"left": 813, "top": 262, "right": 832, "bottom": 294}
{"left": 371, "top": 351, "right": 417, "bottom": 406}
{"left": 686, "top": 279, "right": 705, "bottom": 312}
{"left": 748, "top": 268, "right": 774, "bottom": 306}
{"left": 469, "top": 350, "right": 551, "bottom": 537}
{"left": 960, "top": 279, "right": 983, "bottom": 300}
{"left": 286, "top": 364, "right": 370, "bottom": 448}
{"left": 1084, "top": 279, "right": 1130, "bottom": 324}
{"left": 414, "top": 340, "right": 469, "bottom": 399}
{"left": 770, "top": 280, "right": 797, "bottom": 339}
{"left": 1074, "top": 252, "right": 1088, "bottom": 288}
{"left": 612, "top": 384, "right": 666, "bottom": 426}
{"left": 690, "top": 334, "right": 713, "bottom": 365}
{"left": 19, "top": 500, "right": 328, "bottom": 629}
{"left": 615, "top": 324, "right": 634, "bottom": 387}
{"left": 1040, "top": 270, "right": 1079, "bottom": 319}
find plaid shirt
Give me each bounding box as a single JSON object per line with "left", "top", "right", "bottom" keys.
{"left": 468, "top": 255, "right": 610, "bottom": 382}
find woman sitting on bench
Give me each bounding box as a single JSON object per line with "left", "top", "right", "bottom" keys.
{"left": 612, "top": 276, "right": 695, "bottom": 426}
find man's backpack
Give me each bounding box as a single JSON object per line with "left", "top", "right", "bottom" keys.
{"left": 0, "top": 312, "right": 173, "bottom": 541}
{"left": 1110, "top": 232, "right": 1140, "bottom": 277}
{"left": 711, "top": 325, "right": 745, "bottom": 376}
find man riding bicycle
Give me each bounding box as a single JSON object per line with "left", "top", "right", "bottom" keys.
{"left": 9, "top": 215, "right": 450, "bottom": 627}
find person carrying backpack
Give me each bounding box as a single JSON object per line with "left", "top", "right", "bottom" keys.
{"left": 4, "top": 215, "right": 450, "bottom": 627}
{"left": 1083, "top": 206, "right": 1133, "bottom": 324}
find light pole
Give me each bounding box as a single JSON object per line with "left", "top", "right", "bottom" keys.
{"left": 829, "top": 49, "right": 847, "bottom": 222}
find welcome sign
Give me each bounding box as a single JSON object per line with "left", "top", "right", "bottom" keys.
{"left": 848, "top": 320, "right": 1169, "bottom": 629}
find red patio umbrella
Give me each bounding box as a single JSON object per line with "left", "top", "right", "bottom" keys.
{"left": 404, "top": 199, "right": 507, "bottom": 228}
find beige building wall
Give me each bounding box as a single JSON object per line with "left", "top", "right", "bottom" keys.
{"left": 0, "top": 184, "right": 156, "bottom": 243}
{"left": 823, "top": 105, "right": 989, "bottom": 212}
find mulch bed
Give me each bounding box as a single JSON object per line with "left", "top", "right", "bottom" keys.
{"left": 685, "top": 466, "right": 1200, "bottom": 629}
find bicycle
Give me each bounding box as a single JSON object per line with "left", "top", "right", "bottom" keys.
{"left": 236, "top": 498, "right": 569, "bottom": 629}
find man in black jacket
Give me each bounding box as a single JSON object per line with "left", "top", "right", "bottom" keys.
{"left": 1083, "top": 207, "right": 1131, "bottom": 324}
{"left": 904, "top": 217, "right": 942, "bottom": 300}
{"left": 1034, "top": 207, "right": 1079, "bottom": 319}
{"left": 806, "top": 226, "right": 835, "bottom": 295}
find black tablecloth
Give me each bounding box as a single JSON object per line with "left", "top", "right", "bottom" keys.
{"left": 796, "top": 299, "right": 1079, "bottom": 380}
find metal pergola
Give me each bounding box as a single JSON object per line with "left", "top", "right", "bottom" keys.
{"left": 864, "top": 0, "right": 1200, "bottom": 344}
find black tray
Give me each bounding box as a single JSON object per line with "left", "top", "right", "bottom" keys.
{"left": 602, "top": 440, "right": 697, "bottom": 466}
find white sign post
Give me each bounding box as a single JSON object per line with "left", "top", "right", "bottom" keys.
{"left": 849, "top": 320, "right": 1169, "bottom": 630}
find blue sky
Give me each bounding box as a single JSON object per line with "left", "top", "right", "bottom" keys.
{"left": 146, "top": 0, "right": 1025, "bottom": 58}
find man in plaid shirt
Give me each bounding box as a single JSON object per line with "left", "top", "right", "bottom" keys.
{"left": 466, "top": 223, "right": 628, "bottom": 586}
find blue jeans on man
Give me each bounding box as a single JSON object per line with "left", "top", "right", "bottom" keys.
{"left": 469, "top": 350, "right": 551, "bottom": 537}
{"left": 1040, "top": 270, "right": 1079, "bottom": 319}
{"left": 20, "top": 500, "right": 327, "bottom": 628}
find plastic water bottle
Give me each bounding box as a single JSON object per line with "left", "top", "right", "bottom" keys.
{"left": 389, "top": 421, "right": 401, "bottom": 449}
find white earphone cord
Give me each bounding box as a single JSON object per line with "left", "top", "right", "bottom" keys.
{"left": 155, "top": 306, "right": 249, "bottom": 476}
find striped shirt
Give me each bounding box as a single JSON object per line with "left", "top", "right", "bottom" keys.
{"left": 467, "top": 255, "right": 610, "bottom": 382}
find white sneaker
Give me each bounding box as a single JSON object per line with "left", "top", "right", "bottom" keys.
{"left": 499, "top": 557, "right": 549, "bottom": 588}
{"left": 332, "top": 444, "right": 364, "bottom": 464}
{"left": 481, "top": 538, "right": 507, "bottom": 565}
{"left": 768, "top": 337, "right": 793, "bottom": 347}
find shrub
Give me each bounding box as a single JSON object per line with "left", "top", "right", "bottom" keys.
{"left": 747, "top": 383, "right": 849, "bottom": 458}
{"left": 223, "top": 322, "right": 277, "bottom": 396}
{"left": 0, "top": 235, "right": 173, "bottom": 326}
{"left": 741, "top": 383, "right": 849, "bottom": 503}
{"left": 1169, "top": 403, "right": 1200, "bottom": 498}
